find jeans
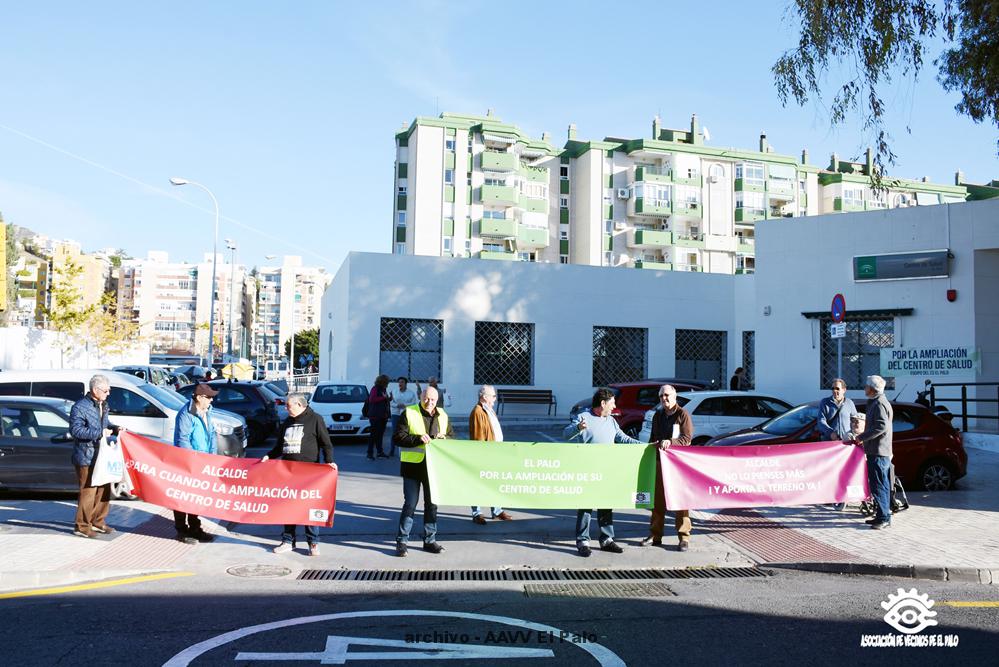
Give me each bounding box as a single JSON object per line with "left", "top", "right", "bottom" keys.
{"left": 282, "top": 524, "right": 319, "bottom": 546}
{"left": 397, "top": 476, "right": 438, "bottom": 544}
{"left": 471, "top": 506, "right": 504, "bottom": 517}
{"left": 576, "top": 509, "right": 615, "bottom": 545}
{"left": 867, "top": 455, "right": 892, "bottom": 522}
{"left": 368, "top": 418, "right": 388, "bottom": 457}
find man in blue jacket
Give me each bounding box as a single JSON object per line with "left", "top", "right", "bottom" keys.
{"left": 70, "top": 374, "right": 123, "bottom": 538}
{"left": 173, "top": 382, "right": 219, "bottom": 544}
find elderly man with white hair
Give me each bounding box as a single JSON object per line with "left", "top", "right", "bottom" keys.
{"left": 857, "top": 375, "right": 894, "bottom": 530}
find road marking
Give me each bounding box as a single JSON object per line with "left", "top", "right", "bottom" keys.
{"left": 164, "top": 610, "right": 625, "bottom": 666}
{"left": 0, "top": 571, "right": 194, "bottom": 599}
{"left": 535, "top": 432, "right": 557, "bottom": 442}
{"left": 939, "top": 601, "right": 999, "bottom": 607}
{"left": 236, "top": 635, "right": 553, "bottom": 662}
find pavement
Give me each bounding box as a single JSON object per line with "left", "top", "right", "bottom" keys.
{"left": 2, "top": 434, "right": 998, "bottom": 595}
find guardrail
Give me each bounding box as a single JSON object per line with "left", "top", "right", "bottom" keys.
{"left": 289, "top": 373, "right": 320, "bottom": 393}
{"left": 929, "top": 381, "right": 999, "bottom": 432}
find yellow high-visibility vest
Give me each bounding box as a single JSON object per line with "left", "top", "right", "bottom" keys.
{"left": 400, "top": 404, "right": 449, "bottom": 464}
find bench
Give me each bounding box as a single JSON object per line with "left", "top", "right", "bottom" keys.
{"left": 496, "top": 388, "right": 557, "bottom": 416}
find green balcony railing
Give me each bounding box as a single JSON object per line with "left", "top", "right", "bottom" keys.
{"left": 635, "top": 260, "right": 673, "bottom": 270}
{"left": 735, "top": 208, "right": 766, "bottom": 223}
{"left": 635, "top": 166, "right": 672, "bottom": 183}
{"left": 521, "top": 197, "right": 547, "bottom": 214}
{"left": 673, "top": 235, "right": 706, "bottom": 249}
{"left": 736, "top": 241, "right": 756, "bottom": 254}
{"left": 480, "top": 218, "right": 517, "bottom": 237}
{"left": 481, "top": 184, "right": 519, "bottom": 206}
{"left": 672, "top": 203, "right": 703, "bottom": 218}
{"left": 517, "top": 226, "right": 548, "bottom": 248}
{"left": 481, "top": 151, "right": 517, "bottom": 172}
{"left": 479, "top": 250, "right": 518, "bottom": 261}
{"left": 634, "top": 197, "right": 672, "bottom": 216}
{"left": 735, "top": 267, "right": 756, "bottom": 275}
{"left": 833, "top": 197, "right": 865, "bottom": 212}
{"left": 633, "top": 229, "right": 672, "bottom": 247}
{"left": 734, "top": 178, "right": 766, "bottom": 193}
{"left": 522, "top": 165, "right": 549, "bottom": 182}
{"left": 672, "top": 172, "right": 702, "bottom": 187}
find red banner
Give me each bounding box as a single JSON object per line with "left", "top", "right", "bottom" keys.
{"left": 120, "top": 432, "right": 337, "bottom": 526}
{"left": 660, "top": 441, "right": 869, "bottom": 510}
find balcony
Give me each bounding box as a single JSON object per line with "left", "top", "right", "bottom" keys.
{"left": 479, "top": 250, "right": 518, "bottom": 261}
{"left": 517, "top": 226, "right": 549, "bottom": 248}
{"left": 480, "top": 218, "right": 517, "bottom": 238}
{"left": 735, "top": 267, "right": 755, "bottom": 275}
{"left": 672, "top": 202, "right": 703, "bottom": 218}
{"left": 481, "top": 151, "right": 517, "bottom": 172}
{"left": 735, "top": 208, "right": 766, "bottom": 223}
{"left": 630, "top": 229, "right": 673, "bottom": 248}
{"left": 767, "top": 179, "right": 795, "bottom": 201}
{"left": 673, "top": 235, "right": 706, "bottom": 249}
{"left": 672, "top": 172, "right": 701, "bottom": 187}
{"left": 520, "top": 196, "right": 547, "bottom": 214}
{"left": 634, "top": 166, "right": 672, "bottom": 183}
{"left": 481, "top": 184, "right": 519, "bottom": 206}
{"left": 635, "top": 260, "right": 673, "bottom": 271}
{"left": 634, "top": 197, "right": 672, "bottom": 216}
{"left": 522, "top": 165, "right": 549, "bottom": 182}
{"left": 736, "top": 240, "right": 756, "bottom": 254}
{"left": 833, "top": 197, "right": 865, "bottom": 212}
{"left": 674, "top": 263, "right": 704, "bottom": 273}
{"left": 734, "top": 178, "right": 766, "bottom": 193}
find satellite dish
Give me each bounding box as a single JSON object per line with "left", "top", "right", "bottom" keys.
{"left": 702, "top": 127, "right": 711, "bottom": 141}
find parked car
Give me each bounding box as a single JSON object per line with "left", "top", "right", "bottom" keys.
{"left": 637, "top": 391, "right": 793, "bottom": 444}
{"left": 112, "top": 365, "right": 172, "bottom": 387}
{"left": 177, "top": 380, "right": 281, "bottom": 445}
{"left": 167, "top": 372, "right": 191, "bottom": 391}
{"left": 172, "top": 365, "right": 209, "bottom": 380}
{"left": 569, "top": 380, "right": 711, "bottom": 437}
{"left": 0, "top": 370, "right": 247, "bottom": 457}
{"left": 309, "top": 382, "right": 371, "bottom": 439}
{"left": 706, "top": 401, "right": 967, "bottom": 491}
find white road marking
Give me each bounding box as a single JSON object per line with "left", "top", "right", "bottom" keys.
{"left": 164, "top": 610, "right": 624, "bottom": 666}
{"left": 235, "top": 635, "right": 553, "bottom": 662}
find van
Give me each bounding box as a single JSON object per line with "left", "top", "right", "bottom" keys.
{"left": 0, "top": 370, "right": 247, "bottom": 456}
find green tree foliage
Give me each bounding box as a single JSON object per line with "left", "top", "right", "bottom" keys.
{"left": 44, "top": 255, "right": 95, "bottom": 338}
{"left": 774, "top": 0, "right": 998, "bottom": 176}
{"left": 2, "top": 217, "right": 19, "bottom": 321}
{"left": 284, "top": 327, "right": 320, "bottom": 368}
{"left": 86, "top": 292, "right": 142, "bottom": 358}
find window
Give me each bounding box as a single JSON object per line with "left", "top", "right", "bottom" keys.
{"left": 769, "top": 164, "right": 795, "bottom": 181}
{"left": 397, "top": 211, "right": 406, "bottom": 226}
{"left": 559, "top": 255, "right": 568, "bottom": 264}
{"left": 395, "top": 243, "right": 406, "bottom": 255}
{"left": 560, "top": 230, "right": 568, "bottom": 240}
{"left": 0, "top": 405, "right": 69, "bottom": 438}
{"left": 0, "top": 382, "right": 29, "bottom": 396}
{"left": 560, "top": 166, "right": 568, "bottom": 179}
{"left": 604, "top": 220, "right": 613, "bottom": 233}
{"left": 474, "top": 322, "right": 534, "bottom": 385}
{"left": 442, "top": 237, "right": 453, "bottom": 253}
{"left": 445, "top": 139, "right": 456, "bottom": 151}
{"left": 34, "top": 382, "right": 85, "bottom": 401}
{"left": 397, "top": 185, "right": 407, "bottom": 195}
{"left": 675, "top": 329, "right": 727, "bottom": 387}
{"left": 107, "top": 388, "right": 162, "bottom": 418}
{"left": 742, "top": 331, "right": 755, "bottom": 390}
{"left": 893, "top": 193, "right": 912, "bottom": 208}
{"left": 483, "top": 209, "right": 506, "bottom": 220}
{"left": 592, "top": 326, "right": 647, "bottom": 386}
{"left": 634, "top": 183, "right": 671, "bottom": 204}
{"left": 444, "top": 169, "right": 454, "bottom": 184}
{"left": 484, "top": 177, "right": 505, "bottom": 186}
{"left": 819, "top": 317, "right": 895, "bottom": 390}
{"left": 520, "top": 181, "right": 547, "bottom": 200}
{"left": 604, "top": 251, "right": 613, "bottom": 266}
{"left": 736, "top": 162, "right": 765, "bottom": 186}
{"left": 560, "top": 196, "right": 569, "bottom": 208}
{"left": 735, "top": 192, "right": 766, "bottom": 216}
{"left": 676, "top": 185, "right": 699, "bottom": 205}
{"left": 843, "top": 187, "right": 864, "bottom": 208}
{"left": 380, "top": 318, "right": 443, "bottom": 382}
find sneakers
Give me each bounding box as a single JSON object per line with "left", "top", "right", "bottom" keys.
{"left": 395, "top": 542, "right": 408, "bottom": 557}
{"left": 422, "top": 542, "right": 445, "bottom": 554}
{"left": 176, "top": 532, "right": 197, "bottom": 545}
{"left": 678, "top": 540, "right": 690, "bottom": 552}
{"left": 272, "top": 542, "right": 294, "bottom": 554}
{"left": 577, "top": 543, "right": 592, "bottom": 557}
{"left": 92, "top": 525, "right": 115, "bottom": 534}
{"left": 73, "top": 528, "right": 95, "bottom": 539}
{"left": 377, "top": 452, "right": 389, "bottom": 459}
{"left": 493, "top": 512, "right": 513, "bottom": 521}
{"left": 600, "top": 541, "right": 624, "bottom": 554}
{"left": 190, "top": 531, "right": 215, "bottom": 543}
{"left": 870, "top": 521, "right": 891, "bottom": 530}
{"left": 472, "top": 515, "right": 487, "bottom": 525}
{"left": 864, "top": 518, "right": 878, "bottom": 525}
{"left": 308, "top": 544, "right": 320, "bottom": 557}
{"left": 639, "top": 535, "right": 662, "bottom": 547}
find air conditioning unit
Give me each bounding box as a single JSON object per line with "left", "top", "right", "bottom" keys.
{"left": 617, "top": 188, "right": 631, "bottom": 199}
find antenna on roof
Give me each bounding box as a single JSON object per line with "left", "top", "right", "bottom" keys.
{"left": 702, "top": 127, "right": 711, "bottom": 142}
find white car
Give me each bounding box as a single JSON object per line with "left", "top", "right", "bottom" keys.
{"left": 310, "top": 382, "right": 371, "bottom": 438}
{"left": 638, "top": 390, "right": 793, "bottom": 445}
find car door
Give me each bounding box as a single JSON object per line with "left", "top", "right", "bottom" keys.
{"left": 0, "top": 404, "right": 75, "bottom": 490}
{"left": 33, "top": 381, "right": 86, "bottom": 402}
{"left": 106, "top": 386, "right": 168, "bottom": 438}
{"left": 691, "top": 397, "right": 725, "bottom": 437}
{"left": 713, "top": 396, "right": 760, "bottom": 436}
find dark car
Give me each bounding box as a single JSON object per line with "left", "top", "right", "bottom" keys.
{"left": 178, "top": 380, "right": 281, "bottom": 445}
{"left": 112, "top": 365, "right": 172, "bottom": 387}
{"left": 706, "top": 400, "right": 967, "bottom": 491}
{"left": 569, "top": 379, "right": 710, "bottom": 437}
{"left": 0, "top": 396, "right": 136, "bottom": 498}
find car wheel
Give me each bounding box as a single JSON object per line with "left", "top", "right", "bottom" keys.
{"left": 919, "top": 460, "right": 955, "bottom": 491}
{"left": 111, "top": 481, "right": 137, "bottom": 501}
{"left": 692, "top": 436, "right": 711, "bottom": 446}
{"left": 624, "top": 423, "right": 642, "bottom": 438}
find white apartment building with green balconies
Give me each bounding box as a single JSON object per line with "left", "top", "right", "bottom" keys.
{"left": 393, "top": 111, "right": 974, "bottom": 274}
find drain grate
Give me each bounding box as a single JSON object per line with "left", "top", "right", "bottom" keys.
{"left": 296, "top": 567, "right": 770, "bottom": 582}
{"left": 524, "top": 582, "right": 676, "bottom": 598}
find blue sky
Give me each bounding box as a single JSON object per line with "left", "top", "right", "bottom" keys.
{"left": 0, "top": 1, "right": 995, "bottom": 273}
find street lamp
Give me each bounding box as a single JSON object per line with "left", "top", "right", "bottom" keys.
{"left": 170, "top": 177, "right": 220, "bottom": 367}
{"left": 225, "top": 238, "right": 237, "bottom": 358}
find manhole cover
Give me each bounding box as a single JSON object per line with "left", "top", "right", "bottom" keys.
{"left": 524, "top": 582, "right": 676, "bottom": 598}
{"left": 227, "top": 564, "right": 293, "bottom": 578}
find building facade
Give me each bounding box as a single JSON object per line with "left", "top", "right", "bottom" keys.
{"left": 250, "top": 256, "right": 329, "bottom": 363}
{"left": 394, "top": 112, "right": 975, "bottom": 275}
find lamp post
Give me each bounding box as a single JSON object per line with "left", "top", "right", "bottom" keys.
{"left": 170, "top": 177, "right": 220, "bottom": 366}
{"left": 225, "top": 238, "right": 237, "bottom": 359}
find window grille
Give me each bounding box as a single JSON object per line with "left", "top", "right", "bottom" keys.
{"left": 742, "top": 331, "right": 755, "bottom": 389}
{"left": 474, "top": 322, "right": 534, "bottom": 386}
{"left": 379, "top": 318, "right": 443, "bottom": 383}
{"left": 593, "top": 326, "right": 647, "bottom": 386}
{"left": 819, "top": 317, "right": 895, "bottom": 390}
{"left": 675, "top": 329, "right": 727, "bottom": 388}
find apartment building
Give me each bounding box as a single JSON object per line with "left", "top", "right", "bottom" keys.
{"left": 250, "top": 256, "right": 329, "bottom": 362}
{"left": 393, "top": 112, "right": 974, "bottom": 274}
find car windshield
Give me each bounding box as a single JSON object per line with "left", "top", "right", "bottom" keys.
{"left": 758, "top": 404, "right": 820, "bottom": 436}
{"left": 142, "top": 383, "right": 187, "bottom": 410}
{"left": 313, "top": 384, "right": 367, "bottom": 403}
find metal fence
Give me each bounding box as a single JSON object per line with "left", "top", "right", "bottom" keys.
{"left": 930, "top": 381, "right": 999, "bottom": 432}
{"left": 742, "top": 330, "right": 755, "bottom": 390}
{"left": 675, "top": 329, "right": 727, "bottom": 387}
{"left": 474, "top": 322, "right": 534, "bottom": 386}
{"left": 819, "top": 317, "right": 894, "bottom": 390}
{"left": 379, "top": 317, "right": 444, "bottom": 383}
{"left": 593, "top": 326, "right": 647, "bottom": 386}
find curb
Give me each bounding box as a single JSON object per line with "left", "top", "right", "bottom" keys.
{"left": 0, "top": 569, "right": 163, "bottom": 594}
{"left": 963, "top": 432, "right": 999, "bottom": 453}
{"left": 764, "top": 561, "right": 999, "bottom": 585}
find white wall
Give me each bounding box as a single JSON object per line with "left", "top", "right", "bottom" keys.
{"left": 0, "top": 326, "right": 149, "bottom": 371}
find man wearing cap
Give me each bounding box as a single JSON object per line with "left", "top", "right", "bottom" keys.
{"left": 173, "top": 383, "right": 219, "bottom": 544}
{"left": 857, "top": 375, "right": 894, "bottom": 530}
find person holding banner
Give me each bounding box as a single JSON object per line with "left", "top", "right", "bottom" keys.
{"left": 393, "top": 386, "right": 454, "bottom": 556}
{"left": 172, "top": 383, "right": 219, "bottom": 544}
{"left": 858, "top": 375, "right": 894, "bottom": 530}
{"left": 468, "top": 384, "right": 513, "bottom": 524}
{"left": 641, "top": 384, "right": 694, "bottom": 551}
{"left": 817, "top": 378, "right": 858, "bottom": 511}
{"left": 70, "top": 374, "right": 124, "bottom": 539}
{"left": 261, "top": 393, "right": 336, "bottom": 556}
{"left": 564, "top": 387, "right": 642, "bottom": 557}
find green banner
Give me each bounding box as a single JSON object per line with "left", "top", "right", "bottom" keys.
{"left": 425, "top": 440, "right": 657, "bottom": 509}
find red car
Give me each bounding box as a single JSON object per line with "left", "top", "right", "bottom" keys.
{"left": 707, "top": 400, "right": 967, "bottom": 491}
{"left": 570, "top": 379, "right": 708, "bottom": 437}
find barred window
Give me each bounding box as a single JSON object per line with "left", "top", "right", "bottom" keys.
{"left": 675, "top": 329, "right": 727, "bottom": 388}
{"left": 474, "top": 322, "right": 534, "bottom": 386}
{"left": 742, "top": 331, "right": 755, "bottom": 390}
{"left": 819, "top": 317, "right": 895, "bottom": 390}
{"left": 379, "top": 318, "right": 443, "bottom": 383}
{"left": 593, "top": 326, "right": 647, "bottom": 386}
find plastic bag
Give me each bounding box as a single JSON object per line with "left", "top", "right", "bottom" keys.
{"left": 91, "top": 436, "right": 125, "bottom": 486}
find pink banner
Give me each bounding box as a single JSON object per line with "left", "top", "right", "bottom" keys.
{"left": 660, "top": 441, "right": 869, "bottom": 510}
{"left": 121, "top": 433, "right": 337, "bottom": 526}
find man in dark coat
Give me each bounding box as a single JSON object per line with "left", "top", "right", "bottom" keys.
{"left": 70, "top": 374, "right": 123, "bottom": 538}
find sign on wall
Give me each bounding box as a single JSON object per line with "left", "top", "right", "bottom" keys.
{"left": 880, "top": 346, "right": 980, "bottom": 377}
{"left": 853, "top": 250, "right": 950, "bottom": 282}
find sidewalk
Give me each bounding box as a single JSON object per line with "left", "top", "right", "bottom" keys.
{"left": 2, "top": 444, "right": 997, "bottom": 594}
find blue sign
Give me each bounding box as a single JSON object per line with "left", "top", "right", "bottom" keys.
{"left": 306, "top": 354, "right": 314, "bottom": 362}
{"left": 831, "top": 293, "right": 846, "bottom": 323}
{"left": 298, "top": 355, "right": 306, "bottom": 365}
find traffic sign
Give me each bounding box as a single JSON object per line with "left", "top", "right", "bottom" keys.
{"left": 831, "top": 293, "right": 846, "bottom": 323}
{"left": 830, "top": 322, "right": 846, "bottom": 339}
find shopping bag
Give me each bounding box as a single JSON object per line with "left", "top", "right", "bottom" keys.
{"left": 91, "top": 436, "right": 126, "bottom": 486}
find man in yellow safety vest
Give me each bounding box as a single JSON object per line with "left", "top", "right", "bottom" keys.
{"left": 393, "top": 386, "right": 454, "bottom": 557}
